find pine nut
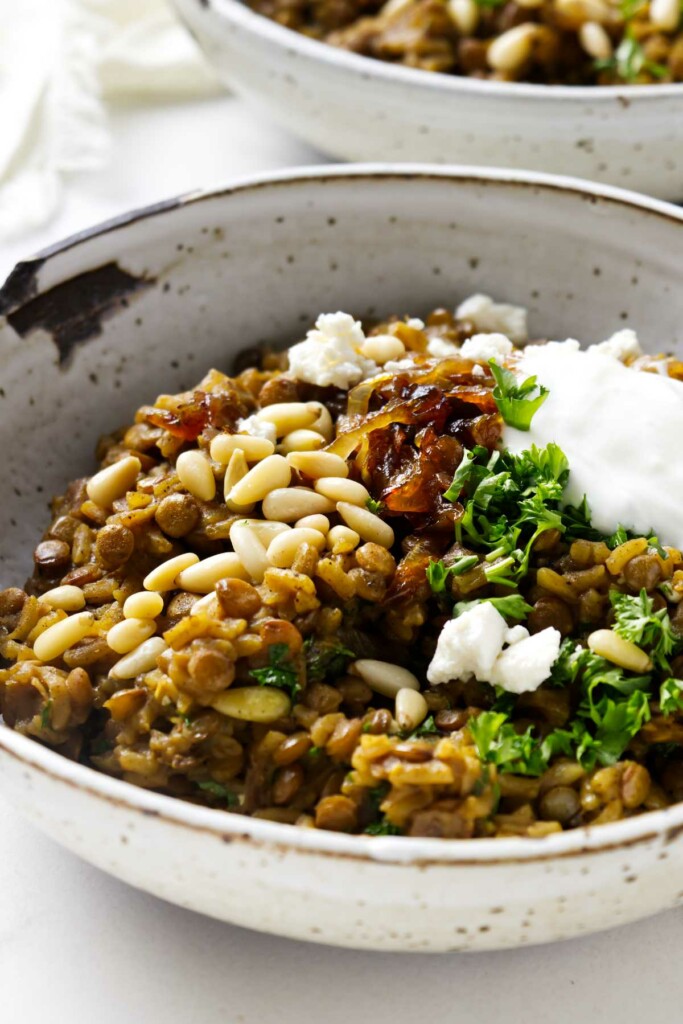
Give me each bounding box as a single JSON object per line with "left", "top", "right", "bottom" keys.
{"left": 176, "top": 450, "right": 216, "bottom": 502}
{"left": 33, "top": 611, "right": 94, "bottom": 662}
{"left": 395, "top": 688, "right": 429, "bottom": 732}
{"left": 123, "top": 592, "right": 164, "bottom": 619}
{"left": 287, "top": 451, "right": 349, "bottom": 479}
{"left": 380, "top": 0, "right": 414, "bottom": 15}
{"left": 606, "top": 537, "right": 649, "bottom": 575}
{"left": 228, "top": 454, "right": 291, "bottom": 505}
{"left": 143, "top": 552, "right": 199, "bottom": 592}
{"left": 587, "top": 629, "right": 653, "bottom": 673}
{"left": 337, "top": 502, "right": 394, "bottom": 547}
{"left": 40, "top": 585, "right": 86, "bottom": 612}
{"left": 110, "top": 636, "right": 168, "bottom": 680}
{"left": 487, "top": 24, "right": 538, "bottom": 71}
{"left": 107, "top": 617, "right": 157, "bottom": 654}
{"left": 210, "top": 433, "right": 275, "bottom": 464}
{"left": 279, "top": 430, "right": 326, "bottom": 454}
{"left": 309, "top": 402, "right": 334, "bottom": 442}
{"left": 267, "top": 528, "right": 326, "bottom": 568}
{"left": 190, "top": 592, "right": 219, "bottom": 616}
{"left": 650, "top": 0, "right": 679, "bottom": 30}
{"left": 554, "top": 0, "right": 610, "bottom": 24}
{"left": 262, "top": 487, "right": 335, "bottom": 522}
{"left": 295, "top": 514, "right": 330, "bottom": 535}
{"left": 360, "top": 333, "right": 407, "bottom": 365}
{"left": 229, "top": 522, "right": 269, "bottom": 583}
{"left": 86, "top": 456, "right": 141, "bottom": 508}
{"left": 350, "top": 659, "right": 420, "bottom": 698}
{"left": 316, "top": 477, "right": 370, "bottom": 506}
{"left": 212, "top": 685, "right": 291, "bottom": 722}
{"left": 176, "top": 552, "right": 249, "bottom": 592}
{"left": 579, "top": 21, "right": 612, "bottom": 59}
{"left": 223, "top": 449, "right": 255, "bottom": 512}
{"left": 243, "top": 519, "right": 291, "bottom": 543}
{"left": 327, "top": 525, "right": 360, "bottom": 554}
{"left": 447, "top": 0, "right": 479, "bottom": 34}
{"left": 255, "top": 402, "right": 318, "bottom": 437}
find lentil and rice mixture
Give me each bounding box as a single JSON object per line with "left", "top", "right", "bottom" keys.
{"left": 247, "top": 0, "right": 683, "bottom": 84}
{"left": 3, "top": 299, "right": 683, "bottom": 840}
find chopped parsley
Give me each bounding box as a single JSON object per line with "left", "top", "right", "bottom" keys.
{"left": 304, "top": 638, "right": 355, "bottom": 683}
{"left": 469, "top": 712, "right": 549, "bottom": 776}
{"left": 660, "top": 678, "right": 683, "bottom": 715}
{"left": 403, "top": 714, "right": 439, "bottom": 740}
{"left": 198, "top": 781, "right": 239, "bottom": 806}
{"left": 40, "top": 702, "right": 52, "bottom": 729}
{"left": 443, "top": 442, "right": 586, "bottom": 586}
{"left": 426, "top": 555, "right": 478, "bottom": 593}
{"left": 595, "top": 33, "right": 668, "bottom": 83}
{"left": 610, "top": 589, "right": 678, "bottom": 670}
{"left": 365, "top": 497, "right": 384, "bottom": 514}
{"left": 453, "top": 594, "right": 533, "bottom": 621}
{"left": 364, "top": 819, "right": 402, "bottom": 836}
{"left": 488, "top": 360, "right": 549, "bottom": 431}
{"left": 251, "top": 642, "right": 301, "bottom": 697}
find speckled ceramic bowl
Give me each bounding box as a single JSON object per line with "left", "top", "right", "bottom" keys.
{"left": 172, "top": 0, "right": 683, "bottom": 201}
{"left": 1, "top": 167, "right": 683, "bottom": 952}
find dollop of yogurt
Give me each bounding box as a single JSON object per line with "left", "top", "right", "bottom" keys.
{"left": 504, "top": 339, "right": 683, "bottom": 547}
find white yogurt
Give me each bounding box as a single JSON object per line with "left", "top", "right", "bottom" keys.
{"left": 504, "top": 341, "right": 683, "bottom": 547}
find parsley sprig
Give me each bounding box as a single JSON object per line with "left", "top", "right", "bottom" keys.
{"left": 251, "top": 643, "right": 301, "bottom": 698}
{"left": 489, "top": 360, "right": 549, "bottom": 431}
{"left": 610, "top": 589, "right": 677, "bottom": 670}
{"left": 595, "top": 33, "right": 668, "bottom": 83}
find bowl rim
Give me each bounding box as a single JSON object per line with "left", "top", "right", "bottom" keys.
{"left": 2, "top": 162, "right": 683, "bottom": 867}
{"left": 188, "top": 0, "right": 683, "bottom": 103}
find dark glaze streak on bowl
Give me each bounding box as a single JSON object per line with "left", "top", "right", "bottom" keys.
{"left": 4, "top": 262, "right": 155, "bottom": 368}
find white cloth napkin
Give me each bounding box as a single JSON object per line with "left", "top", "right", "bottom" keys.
{"left": 0, "top": 0, "right": 221, "bottom": 242}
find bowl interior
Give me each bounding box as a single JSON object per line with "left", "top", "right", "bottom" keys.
{"left": 1, "top": 169, "right": 681, "bottom": 586}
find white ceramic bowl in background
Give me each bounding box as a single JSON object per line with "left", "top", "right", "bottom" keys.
{"left": 1, "top": 166, "right": 683, "bottom": 952}
{"left": 172, "top": 0, "right": 683, "bottom": 201}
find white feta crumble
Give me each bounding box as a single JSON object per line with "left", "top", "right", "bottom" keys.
{"left": 427, "top": 602, "right": 561, "bottom": 694}
{"left": 406, "top": 317, "right": 425, "bottom": 330}
{"left": 426, "top": 603, "right": 508, "bottom": 685}
{"left": 236, "top": 415, "right": 277, "bottom": 444}
{"left": 591, "top": 328, "right": 642, "bottom": 362}
{"left": 489, "top": 627, "right": 562, "bottom": 695}
{"left": 383, "top": 357, "right": 418, "bottom": 374}
{"left": 460, "top": 332, "right": 514, "bottom": 363}
{"left": 427, "top": 337, "right": 460, "bottom": 359}
{"left": 456, "top": 293, "right": 528, "bottom": 344}
{"left": 287, "top": 312, "right": 378, "bottom": 389}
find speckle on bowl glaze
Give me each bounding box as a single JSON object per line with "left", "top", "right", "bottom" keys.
{"left": 1, "top": 167, "right": 683, "bottom": 952}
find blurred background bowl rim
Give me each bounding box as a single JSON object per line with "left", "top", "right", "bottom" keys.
{"left": 199, "top": 0, "right": 683, "bottom": 102}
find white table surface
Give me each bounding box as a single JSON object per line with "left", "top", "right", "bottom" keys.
{"left": 2, "top": 92, "right": 683, "bottom": 1023}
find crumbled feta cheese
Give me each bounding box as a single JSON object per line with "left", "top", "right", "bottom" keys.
{"left": 456, "top": 293, "right": 528, "bottom": 344}
{"left": 406, "top": 317, "right": 425, "bottom": 330}
{"left": 427, "top": 602, "right": 561, "bottom": 694}
{"left": 460, "top": 332, "right": 514, "bottom": 363}
{"left": 489, "top": 627, "right": 562, "bottom": 695}
{"left": 591, "top": 328, "right": 642, "bottom": 362}
{"left": 427, "top": 603, "right": 509, "bottom": 685}
{"left": 236, "top": 415, "right": 277, "bottom": 444}
{"left": 383, "top": 357, "right": 417, "bottom": 374}
{"left": 472, "top": 364, "right": 485, "bottom": 377}
{"left": 287, "top": 312, "right": 378, "bottom": 389}
{"left": 427, "top": 337, "right": 460, "bottom": 359}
